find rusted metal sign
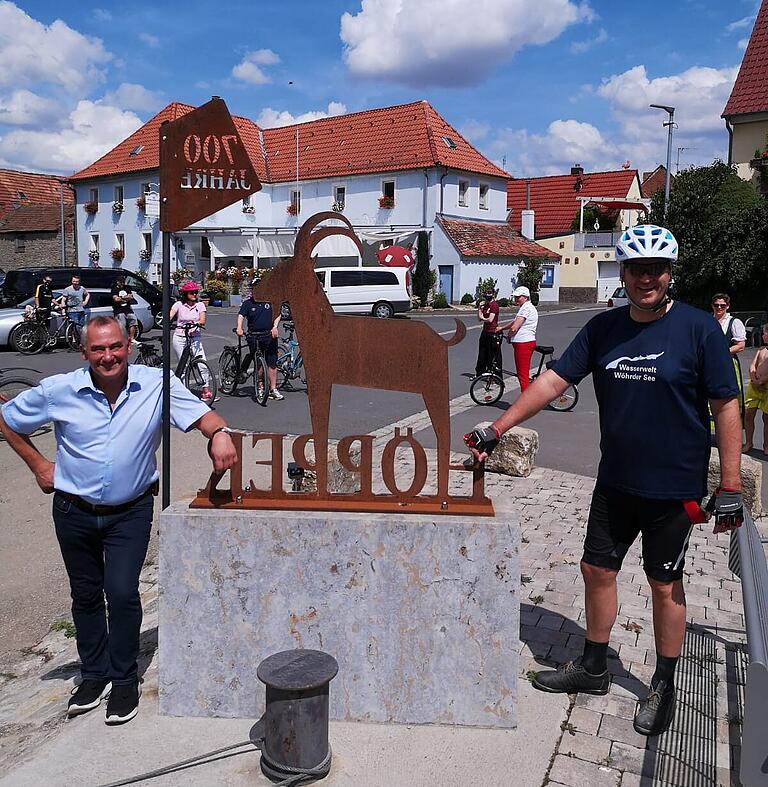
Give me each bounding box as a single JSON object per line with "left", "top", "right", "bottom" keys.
{"left": 191, "top": 212, "right": 494, "bottom": 516}
{"left": 160, "top": 96, "right": 261, "bottom": 232}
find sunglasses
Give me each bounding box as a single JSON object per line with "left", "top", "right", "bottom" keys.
{"left": 712, "top": 303, "right": 727, "bottom": 309}
{"left": 623, "top": 261, "right": 670, "bottom": 277}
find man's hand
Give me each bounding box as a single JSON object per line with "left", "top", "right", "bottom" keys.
{"left": 463, "top": 425, "right": 500, "bottom": 463}
{"left": 236, "top": 326, "right": 244, "bottom": 337}
{"left": 208, "top": 432, "right": 238, "bottom": 474}
{"left": 34, "top": 460, "right": 55, "bottom": 494}
{"left": 271, "top": 326, "right": 279, "bottom": 338}
{"left": 705, "top": 487, "right": 744, "bottom": 533}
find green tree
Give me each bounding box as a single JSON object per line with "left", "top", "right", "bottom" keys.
{"left": 412, "top": 231, "right": 432, "bottom": 304}
{"left": 650, "top": 160, "right": 768, "bottom": 309}
{"left": 570, "top": 205, "right": 618, "bottom": 232}
{"left": 516, "top": 260, "right": 544, "bottom": 305}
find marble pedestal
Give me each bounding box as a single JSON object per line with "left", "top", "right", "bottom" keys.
{"left": 158, "top": 503, "right": 519, "bottom": 728}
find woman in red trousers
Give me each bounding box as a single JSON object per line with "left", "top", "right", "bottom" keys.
{"left": 506, "top": 286, "right": 539, "bottom": 391}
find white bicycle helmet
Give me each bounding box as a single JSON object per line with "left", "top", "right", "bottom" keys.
{"left": 615, "top": 225, "right": 678, "bottom": 263}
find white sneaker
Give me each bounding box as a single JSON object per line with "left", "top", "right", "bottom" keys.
{"left": 269, "top": 389, "right": 284, "bottom": 400}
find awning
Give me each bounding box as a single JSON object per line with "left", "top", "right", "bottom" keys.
{"left": 251, "top": 233, "right": 361, "bottom": 259}
{"left": 587, "top": 199, "right": 650, "bottom": 211}
{"left": 209, "top": 235, "right": 254, "bottom": 258}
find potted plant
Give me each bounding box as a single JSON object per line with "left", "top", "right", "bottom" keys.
{"left": 286, "top": 203, "right": 298, "bottom": 216}
{"left": 139, "top": 249, "right": 152, "bottom": 261}
{"left": 112, "top": 201, "right": 124, "bottom": 214}
{"left": 88, "top": 249, "right": 100, "bottom": 263}
{"left": 136, "top": 196, "right": 146, "bottom": 211}
{"left": 84, "top": 201, "right": 98, "bottom": 215}
{"left": 204, "top": 279, "right": 228, "bottom": 306}
{"left": 332, "top": 201, "right": 344, "bottom": 212}
{"left": 110, "top": 248, "right": 125, "bottom": 262}
{"left": 378, "top": 195, "right": 395, "bottom": 209}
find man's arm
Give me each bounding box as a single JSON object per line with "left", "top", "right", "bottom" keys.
{"left": 236, "top": 314, "right": 245, "bottom": 336}
{"left": 82, "top": 289, "right": 90, "bottom": 307}
{"left": 711, "top": 397, "right": 742, "bottom": 491}
{"left": 192, "top": 411, "right": 238, "bottom": 474}
{"left": 0, "top": 410, "right": 54, "bottom": 492}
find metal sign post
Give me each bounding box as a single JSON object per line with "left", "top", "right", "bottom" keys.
{"left": 158, "top": 97, "right": 262, "bottom": 509}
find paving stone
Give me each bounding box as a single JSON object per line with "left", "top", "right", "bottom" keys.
{"left": 598, "top": 713, "right": 650, "bottom": 750}
{"left": 548, "top": 754, "right": 621, "bottom": 787}
{"left": 575, "top": 692, "right": 639, "bottom": 720}
{"left": 568, "top": 706, "right": 602, "bottom": 736}
{"left": 559, "top": 730, "right": 611, "bottom": 764}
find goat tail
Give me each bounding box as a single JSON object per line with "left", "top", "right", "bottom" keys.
{"left": 442, "top": 318, "right": 467, "bottom": 346}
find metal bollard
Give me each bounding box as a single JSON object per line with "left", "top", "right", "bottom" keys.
{"left": 257, "top": 649, "right": 339, "bottom": 784}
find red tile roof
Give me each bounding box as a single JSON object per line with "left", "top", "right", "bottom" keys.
{"left": 0, "top": 169, "right": 73, "bottom": 221}
{"left": 723, "top": 0, "right": 768, "bottom": 117}
{"left": 507, "top": 169, "right": 639, "bottom": 238}
{"left": 70, "top": 103, "right": 268, "bottom": 183}
{"left": 641, "top": 165, "right": 669, "bottom": 198}
{"left": 438, "top": 216, "right": 560, "bottom": 259}
{"left": 70, "top": 100, "right": 509, "bottom": 184}
{"left": 0, "top": 203, "right": 75, "bottom": 233}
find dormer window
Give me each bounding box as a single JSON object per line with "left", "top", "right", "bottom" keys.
{"left": 442, "top": 136, "right": 457, "bottom": 149}
{"left": 17, "top": 190, "right": 26, "bottom": 200}
{"left": 129, "top": 145, "right": 144, "bottom": 156}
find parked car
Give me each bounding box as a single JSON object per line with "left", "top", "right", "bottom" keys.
{"left": 606, "top": 286, "right": 628, "bottom": 308}
{"left": 0, "top": 267, "right": 166, "bottom": 326}
{"left": 0, "top": 289, "right": 153, "bottom": 350}
{"left": 313, "top": 266, "right": 412, "bottom": 318}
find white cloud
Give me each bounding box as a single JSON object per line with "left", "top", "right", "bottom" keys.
{"left": 257, "top": 102, "right": 347, "bottom": 128}
{"left": 0, "top": 2, "right": 111, "bottom": 92}
{"left": 738, "top": 37, "right": 749, "bottom": 50}
{"left": 0, "top": 89, "right": 59, "bottom": 126}
{"left": 726, "top": 15, "right": 754, "bottom": 32}
{"left": 341, "top": 0, "right": 595, "bottom": 87}
{"left": 0, "top": 100, "right": 142, "bottom": 174}
{"left": 139, "top": 32, "right": 160, "bottom": 48}
{"left": 570, "top": 27, "right": 607, "bottom": 54}
{"left": 459, "top": 119, "right": 490, "bottom": 141}
{"left": 93, "top": 8, "right": 112, "bottom": 22}
{"left": 103, "top": 83, "right": 164, "bottom": 113}
{"left": 232, "top": 50, "right": 281, "bottom": 85}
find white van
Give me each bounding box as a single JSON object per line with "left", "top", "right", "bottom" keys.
{"left": 315, "top": 266, "right": 412, "bottom": 318}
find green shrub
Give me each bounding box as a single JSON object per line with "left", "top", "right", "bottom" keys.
{"left": 475, "top": 277, "right": 498, "bottom": 301}
{"left": 204, "top": 279, "right": 228, "bottom": 302}
{"left": 498, "top": 297, "right": 510, "bottom": 307}
{"left": 460, "top": 293, "right": 474, "bottom": 305}
{"left": 432, "top": 292, "right": 449, "bottom": 309}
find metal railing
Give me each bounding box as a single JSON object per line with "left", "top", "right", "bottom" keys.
{"left": 574, "top": 231, "right": 622, "bottom": 250}
{"left": 727, "top": 509, "right": 768, "bottom": 786}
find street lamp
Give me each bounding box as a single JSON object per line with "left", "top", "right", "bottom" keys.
{"left": 650, "top": 104, "right": 675, "bottom": 217}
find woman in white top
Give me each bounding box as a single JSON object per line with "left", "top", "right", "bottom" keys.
{"left": 711, "top": 292, "right": 746, "bottom": 417}
{"left": 170, "top": 280, "right": 213, "bottom": 402}
{"left": 505, "top": 285, "right": 539, "bottom": 391}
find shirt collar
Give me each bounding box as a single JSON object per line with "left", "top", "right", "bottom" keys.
{"left": 74, "top": 364, "right": 142, "bottom": 394}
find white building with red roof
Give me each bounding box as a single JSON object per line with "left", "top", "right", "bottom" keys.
{"left": 507, "top": 166, "right": 648, "bottom": 302}
{"left": 722, "top": 0, "right": 768, "bottom": 190}
{"left": 69, "top": 99, "right": 557, "bottom": 302}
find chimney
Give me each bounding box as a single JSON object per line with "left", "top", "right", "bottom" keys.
{"left": 521, "top": 210, "right": 535, "bottom": 240}
{"left": 570, "top": 164, "right": 584, "bottom": 176}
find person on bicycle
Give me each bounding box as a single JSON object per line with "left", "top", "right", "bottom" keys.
{"left": 475, "top": 287, "right": 503, "bottom": 377}
{"left": 504, "top": 285, "right": 538, "bottom": 392}
{"left": 170, "top": 280, "right": 213, "bottom": 403}
{"left": 56, "top": 275, "right": 91, "bottom": 330}
{"left": 111, "top": 276, "right": 138, "bottom": 345}
{"left": 34, "top": 274, "right": 55, "bottom": 330}
{"left": 465, "top": 225, "right": 743, "bottom": 737}
{"left": 237, "top": 277, "right": 283, "bottom": 400}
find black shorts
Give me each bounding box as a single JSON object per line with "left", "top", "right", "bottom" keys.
{"left": 583, "top": 484, "right": 701, "bottom": 582}
{"left": 247, "top": 334, "right": 278, "bottom": 368}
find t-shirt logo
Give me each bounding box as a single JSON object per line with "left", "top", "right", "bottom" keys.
{"left": 605, "top": 351, "right": 664, "bottom": 382}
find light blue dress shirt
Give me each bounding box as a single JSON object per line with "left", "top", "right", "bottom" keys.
{"left": 1, "top": 365, "right": 210, "bottom": 505}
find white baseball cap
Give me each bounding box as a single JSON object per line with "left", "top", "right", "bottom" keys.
{"left": 512, "top": 286, "right": 530, "bottom": 298}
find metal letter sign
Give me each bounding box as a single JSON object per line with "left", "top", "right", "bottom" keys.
{"left": 191, "top": 212, "right": 494, "bottom": 517}
{"left": 160, "top": 96, "right": 261, "bottom": 231}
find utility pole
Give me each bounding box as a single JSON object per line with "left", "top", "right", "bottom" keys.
{"left": 650, "top": 104, "right": 675, "bottom": 217}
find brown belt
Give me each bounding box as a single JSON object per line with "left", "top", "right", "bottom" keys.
{"left": 56, "top": 482, "right": 158, "bottom": 515}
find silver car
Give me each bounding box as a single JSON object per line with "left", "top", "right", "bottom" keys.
{"left": 0, "top": 289, "right": 153, "bottom": 350}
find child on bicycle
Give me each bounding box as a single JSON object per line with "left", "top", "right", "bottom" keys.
{"left": 170, "top": 280, "right": 213, "bottom": 402}
{"left": 744, "top": 324, "right": 768, "bottom": 453}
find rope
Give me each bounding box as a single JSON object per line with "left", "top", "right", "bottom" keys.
{"left": 258, "top": 740, "right": 332, "bottom": 786}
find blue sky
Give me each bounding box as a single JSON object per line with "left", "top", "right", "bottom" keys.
{"left": 0, "top": 0, "right": 760, "bottom": 178}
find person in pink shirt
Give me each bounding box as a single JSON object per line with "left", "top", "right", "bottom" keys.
{"left": 170, "top": 281, "right": 213, "bottom": 402}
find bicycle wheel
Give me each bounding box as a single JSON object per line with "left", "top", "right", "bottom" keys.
{"left": 218, "top": 348, "right": 239, "bottom": 395}
{"left": 548, "top": 384, "right": 579, "bottom": 412}
{"left": 65, "top": 321, "right": 81, "bottom": 351}
{"left": 14, "top": 324, "right": 46, "bottom": 355}
{"left": 253, "top": 355, "right": 269, "bottom": 406}
{"left": 0, "top": 376, "right": 37, "bottom": 441}
{"left": 469, "top": 373, "right": 504, "bottom": 405}
{"left": 185, "top": 359, "right": 217, "bottom": 401}
{"left": 275, "top": 356, "right": 290, "bottom": 391}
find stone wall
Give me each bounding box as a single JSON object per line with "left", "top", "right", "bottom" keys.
{"left": 0, "top": 230, "right": 77, "bottom": 271}
{"left": 558, "top": 286, "right": 597, "bottom": 303}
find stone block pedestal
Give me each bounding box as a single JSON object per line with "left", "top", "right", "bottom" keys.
{"left": 158, "top": 503, "right": 519, "bottom": 728}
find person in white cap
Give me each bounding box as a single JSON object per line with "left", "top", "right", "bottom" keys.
{"left": 506, "top": 285, "right": 539, "bottom": 392}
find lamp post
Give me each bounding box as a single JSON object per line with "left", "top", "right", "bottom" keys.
{"left": 650, "top": 104, "right": 675, "bottom": 217}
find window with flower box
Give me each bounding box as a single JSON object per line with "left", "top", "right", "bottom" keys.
{"left": 333, "top": 185, "right": 346, "bottom": 211}
{"left": 289, "top": 190, "right": 301, "bottom": 215}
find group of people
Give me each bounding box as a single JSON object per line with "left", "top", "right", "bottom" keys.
{"left": 475, "top": 284, "right": 539, "bottom": 390}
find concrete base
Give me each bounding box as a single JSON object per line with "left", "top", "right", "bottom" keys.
{"left": 159, "top": 503, "right": 519, "bottom": 728}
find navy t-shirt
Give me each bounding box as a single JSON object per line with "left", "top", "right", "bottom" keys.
{"left": 239, "top": 299, "right": 274, "bottom": 332}
{"left": 551, "top": 303, "right": 738, "bottom": 500}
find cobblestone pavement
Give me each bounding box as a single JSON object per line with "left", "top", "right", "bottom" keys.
{"left": 0, "top": 454, "right": 759, "bottom": 786}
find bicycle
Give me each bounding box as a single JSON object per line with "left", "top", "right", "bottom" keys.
{"left": 469, "top": 344, "right": 579, "bottom": 411}
{"left": 12, "top": 306, "right": 81, "bottom": 355}
{"left": 0, "top": 366, "right": 37, "bottom": 441}
{"left": 133, "top": 323, "right": 217, "bottom": 402}
{"left": 218, "top": 328, "right": 272, "bottom": 406}
{"left": 275, "top": 321, "right": 306, "bottom": 391}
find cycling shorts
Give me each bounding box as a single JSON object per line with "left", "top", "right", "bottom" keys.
{"left": 583, "top": 484, "right": 704, "bottom": 582}
{"left": 247, "top": 334, "right": 278, "bottom": 368}
{"left": 745, "top": 382, "right": 768, "bottom": 413}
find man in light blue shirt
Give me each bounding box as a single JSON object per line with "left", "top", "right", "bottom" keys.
{"left": 0, "top": 316, "right": 237, "bottom": 726}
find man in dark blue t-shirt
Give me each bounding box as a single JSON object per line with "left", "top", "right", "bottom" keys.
{"left": 236, "top": 277, "right": 283, "bottom": 400}
{"left": 465, "top": 225, "right": 743, "bottom": 737}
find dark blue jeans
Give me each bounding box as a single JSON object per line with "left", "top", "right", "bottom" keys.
{"left": 52, "top": 492, "right": 153, "bottom": 685}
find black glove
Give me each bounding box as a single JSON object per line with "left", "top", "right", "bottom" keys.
{"left": 705, "top": 487, "right": 744, "bottom": 533}
{"left": 464, "top": 425, "right": 501, "bottom": 458}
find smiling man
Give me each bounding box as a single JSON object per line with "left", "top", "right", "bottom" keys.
{"left": 464, "top": 225, "right": 743, "bottom": 737}
{"left": 0, "top": 316, "right": 238, "bottom": 726}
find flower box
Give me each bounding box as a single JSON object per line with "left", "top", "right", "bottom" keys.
{"left": 242, "top": 205, "right": 255, "bottom": 214}
{"left": 112, "top": 201, "right": 124, "bottom": 214}
{"left": 110, "top": 248, "right": 125, "bottom": 261}
{"left": 332, "top": 201, "right": 345, "bottom": 212}
{"left": 286, "top": 203, "right": 298, "bottom": 216}
{"left": 84, "top": 201, "right": 98, "bottom": 215}
{"left": 378, "top": 195, "right": 395, "bottom": 209}
{"left": 139, "top": 249, "right": 152, "bottom": 261}
{"left": 136, "top": 196, "right": 146, "bottom": 211}
{"left": 88, "top": 250, "right": 100, "bottom": 262}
